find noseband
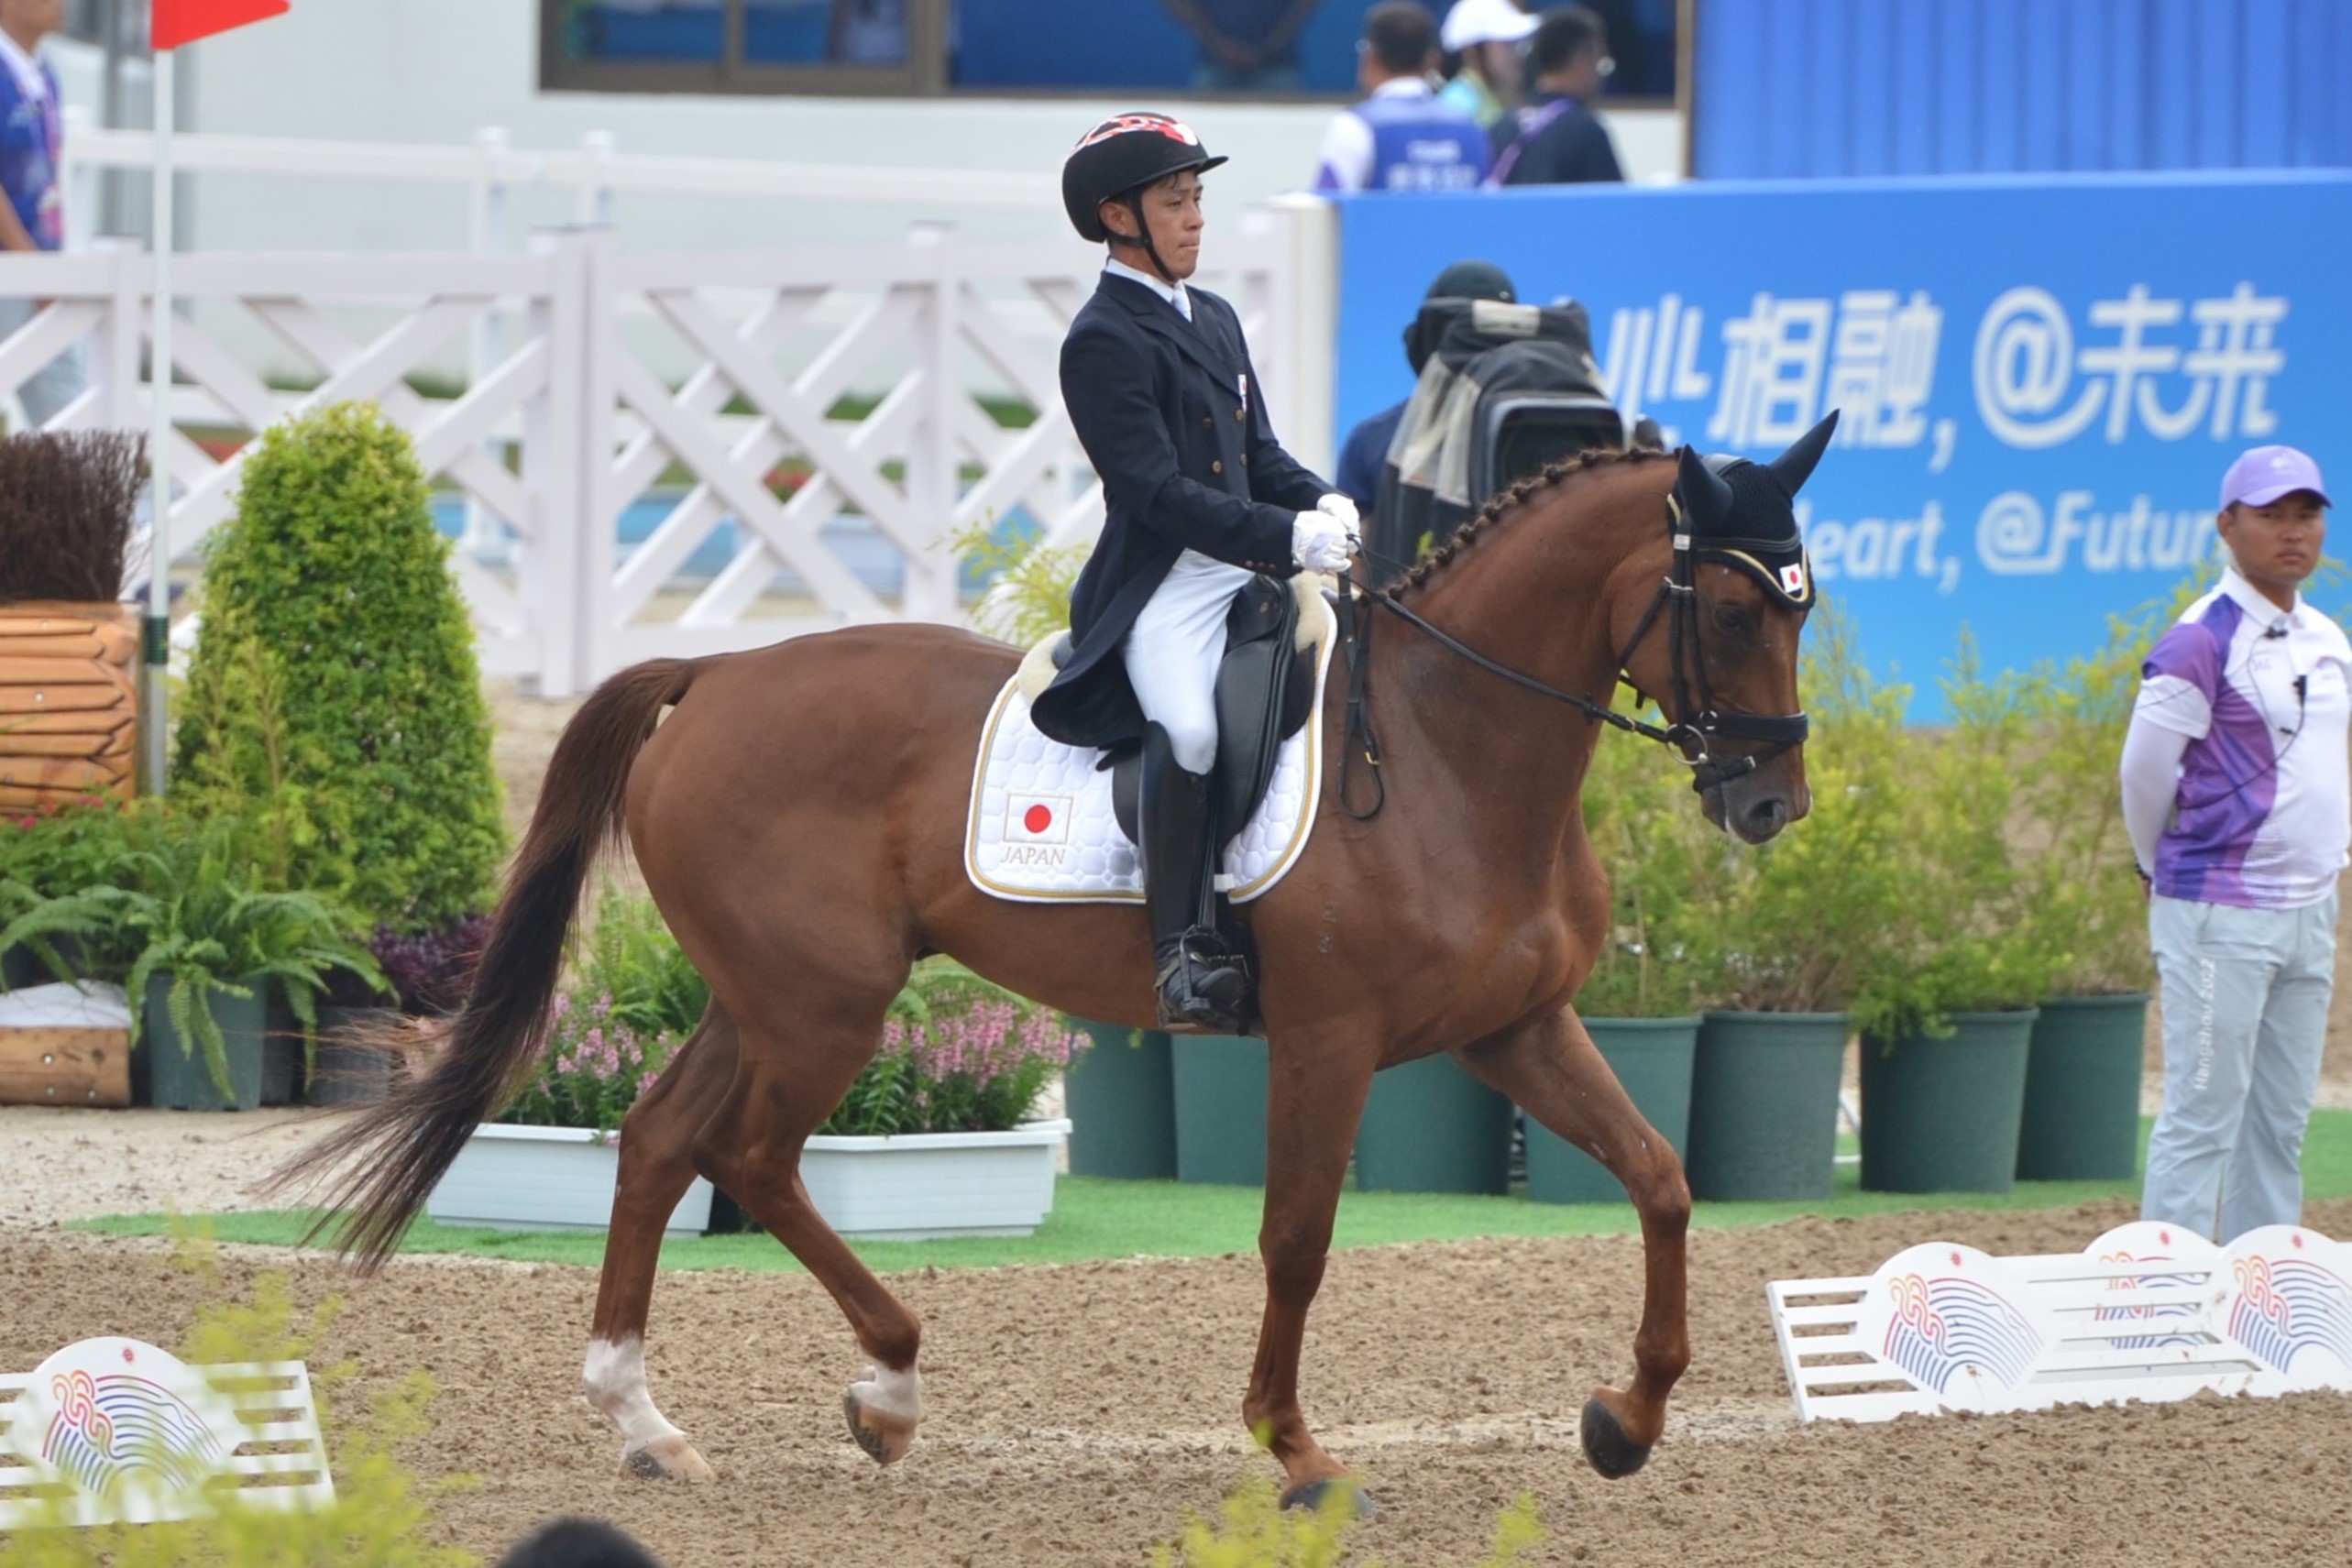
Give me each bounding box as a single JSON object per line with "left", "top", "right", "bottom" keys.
{"left": 1335, "top": 496, "right": 1810, "bottom": 819}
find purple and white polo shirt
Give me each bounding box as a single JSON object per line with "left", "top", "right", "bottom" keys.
{"left": 2134, "top": 570, "right": 2352, "bottom": 908}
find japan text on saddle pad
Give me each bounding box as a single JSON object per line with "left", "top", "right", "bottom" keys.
{"left": 963, "top": 599, "right": 1335, "bottom": 905}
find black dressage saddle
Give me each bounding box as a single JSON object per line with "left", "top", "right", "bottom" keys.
{"left": 1050, "top": 574, "right": 1317, "bottom": 854}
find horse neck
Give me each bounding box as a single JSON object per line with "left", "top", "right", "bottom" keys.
{"left": 1375, "top": 464, "right": 1672, "bottom": 850}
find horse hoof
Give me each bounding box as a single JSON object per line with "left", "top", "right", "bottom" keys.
{"left": 1579, "top": 1395, "right": 1653, "bottom": 1479}
{"left": 621, "top": 1435, "right": 714, "bottom": 1483}
{"left": 1280, "top": 1477, "right": 1378, "bottom": 1518}
{"left": 842, "top": 1389, "right": 918, "bottom": 1465}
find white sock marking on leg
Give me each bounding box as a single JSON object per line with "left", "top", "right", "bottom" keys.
{"left": 583, "top": 1336, "right": 684, "bottom": 1447}
{"left": 850, "top": 1360, "right": 922, "bottom": 1423}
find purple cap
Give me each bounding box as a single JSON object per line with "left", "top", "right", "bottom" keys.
{"left": 2221, "top": 445, "right": 2331, "bottom": 510}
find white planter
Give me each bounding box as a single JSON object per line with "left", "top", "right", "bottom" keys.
{"left": 800, "top": 1120, "right": 1071, "bottom": 1241}
{"left": 425, "top": 1123, "right": 713, "bottom": 1236}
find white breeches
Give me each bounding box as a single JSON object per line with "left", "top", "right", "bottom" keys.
{"left": 1123, "top": 550, "right": 1253, "bottom": 774}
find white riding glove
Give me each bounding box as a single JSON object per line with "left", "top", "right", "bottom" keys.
{"left": 1314, "top": 492, "right": 1361, "bottom": 534}
{"left": 1292, "top": 510, "right": 1353, "bottom": 575}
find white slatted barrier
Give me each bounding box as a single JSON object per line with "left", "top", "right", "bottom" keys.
{"left": 1769, "top": 1221, "right": 2352, "bottom": 1423}
{"left": 0, "top": 205, "right": 1328, "bottom": 697}
{"left": 0, "top": 1337, "right": 332, "bottom": 1529}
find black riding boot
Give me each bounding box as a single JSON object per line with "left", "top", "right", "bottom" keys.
{"left": 1139, "top": 723, "right": 1249, "bottom": 1033}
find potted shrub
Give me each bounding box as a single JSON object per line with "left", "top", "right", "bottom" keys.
{"left": 1524, "top": 726, "right": 1703, "bottom": 1207}
{"left": 1679, "top": 613, "right": 1893, "bottom": 1202}
{"left": 1851, "top": 642, "right": 2063, "bottom": 1194}
{"left": 2009, "top": 603, "right": 2171, "bottom": 1181}
{"left": 0, "top": 433, "right": 144, "bottom": 812}
{"left": 173, "top": 402, "right": 507, "bottom": 938}
{"left": 1062, "top": 1018, "right": 1179, "bottom": 1180}
{"left": 800, "top": 959, "right": 1080, "bottom": 1238}
{"left": 1, "top": 795, "right": 136, "bottom": 990}
{"left": 2, "top": 808, "right": 381, "bottom": 1111}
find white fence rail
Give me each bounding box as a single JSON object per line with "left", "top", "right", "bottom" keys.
{"left": 0, "top": 209, "right": 1331, "bottom": 697}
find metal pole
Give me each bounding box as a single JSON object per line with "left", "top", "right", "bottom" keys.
{"left": 143, "top": 49, "right": 175, "bottom": 795}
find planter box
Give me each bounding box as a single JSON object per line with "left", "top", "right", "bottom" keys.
{"left": 1062, "top": 1018, "right": 1178, "bottom": 1179}
{"left": 2016, "top": 993, "right": 2149, "bottom": 1182}
{"left": 1171, "top": 1035, "right": 1268, "bottom": 1187}
{"left": 1356, "top": 1053, "right": 1512, "bottom": 1194}
{"left": 0, "top": 602, "right": 138, "bottom": 812}
{"left": 427, "top": 1124, "right": 714, "bottom": 1236}
{"left": 798, "top": 1120, "right": 1072, "bottom": 1240}
{"left": 1525, "top": 1016, "right": 1698, "bottom": 1205}
{"left": 1860, "top": 1010, "right": 2038, "bottom": 1194}
{"left": 137, "top": 974, "right": 266, "bottom": 1113}
{"left": 1685, "top": 1010, "right": 1849, "bottom": 1202}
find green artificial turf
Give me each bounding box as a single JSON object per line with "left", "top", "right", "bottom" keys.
{"left": 73, "top": 1111, "right": 2352, "bottom": 1275}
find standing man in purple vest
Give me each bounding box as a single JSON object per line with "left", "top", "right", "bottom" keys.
{"left": 1313, "top": 3, "right": 1490, "bottom": 194}
{"left": 2124, "top": 446, "right": 2348, "bottom": 1241}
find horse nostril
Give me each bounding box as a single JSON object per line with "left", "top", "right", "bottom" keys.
{"left": 1744, "top": 798, "right": 1788, "bottom": 839}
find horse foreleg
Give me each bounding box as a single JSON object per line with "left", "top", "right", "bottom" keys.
{"left": 691, "top": 1032, "right": 927, "bottom": 1467}
{"left": 585, "top": 1005, "right": 738, "bottom": 1482}
{"left": 1458, "top": 1006, "right": 1691, "bottom": 1479}
{"left": 1245, "top": 1041, "right": 1376, "bottom": 1511}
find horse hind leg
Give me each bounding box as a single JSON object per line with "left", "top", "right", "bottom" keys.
{"left": 690, "top": 1011, "right": 928, "bottom": 1467}
{"left": 584, "top": 1002, "right": 739, "bottom": 1483}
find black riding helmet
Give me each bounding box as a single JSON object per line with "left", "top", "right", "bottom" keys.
{"left": 1062, "top": 113, "right": 1228, "bottom": 281}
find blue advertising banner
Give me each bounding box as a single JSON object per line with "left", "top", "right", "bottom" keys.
{"left": 1331, "top": 173, "right": 2352, "bottom": 713}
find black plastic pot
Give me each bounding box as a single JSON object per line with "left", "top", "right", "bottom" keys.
{"left": 2015, "top": 993, "right": 2149, "bottom": 1181}
{"left": 1524, "top": 1017, "right": 1698, "bottom": 1205}
{"left": 1860, "top": 1010, "right": 2037, "bottom": 1193}
{"left": 1171, "top": 1034, "right": 1268, "bottom": 1187}
{"left": 1355, "top": 1053, "right": 1512, "bottom": 1194}
{"left": 308, "top": 1004, "right": 399, "bottom": 1106}
{"left": 137, "top": 973, "right": 266, "bottom": 1112}
{"left": 1061, "top": 1017, "right": 1179, "bottom": 1179}
{"left": 1685, "top": 1010, "right": 1849, "bottom": 1201}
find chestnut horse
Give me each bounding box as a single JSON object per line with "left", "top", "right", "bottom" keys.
{"left": 287, "top": 436, "right": 1823, "bottom": 1508}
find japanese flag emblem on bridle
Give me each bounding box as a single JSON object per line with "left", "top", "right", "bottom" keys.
{"left": 1778, "top": 562, "right": 1807, "bottom": 596}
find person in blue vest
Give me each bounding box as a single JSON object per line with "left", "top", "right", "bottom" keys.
{"left": 0, "top": 0, "right": 81, "bottom": 429}
{"left": 1037, "top": 113, "right": 1354, "bottom": 1033}
{"left": 1313, "top": 2, "right": 1491, "bottom": 193}
{"left": 1334, "top": 258, "right": 1520, "bottom": 518}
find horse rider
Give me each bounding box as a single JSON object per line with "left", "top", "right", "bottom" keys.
{"left": 1031, "top": 112, "right": 1357, "bottom": 1034}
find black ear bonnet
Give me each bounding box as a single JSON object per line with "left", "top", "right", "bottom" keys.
{"left": 1671, "top": 411, "right": 1837, "bottom": 609}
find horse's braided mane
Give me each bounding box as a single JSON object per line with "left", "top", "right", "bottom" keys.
{"left": 1393, "top": 445, "right": 1676, "bottom": 599}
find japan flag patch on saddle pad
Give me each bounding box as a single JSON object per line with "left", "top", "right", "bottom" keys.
{"left": 964, "top": 599, "right": 1335, "bottom": 905}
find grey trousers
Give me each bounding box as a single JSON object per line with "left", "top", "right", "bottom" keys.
{"left": 0, "top": 294, "right": 85, "bottom": 429}
{"left": 2141, "top": 890, "right": 2337, "bottom": 1241}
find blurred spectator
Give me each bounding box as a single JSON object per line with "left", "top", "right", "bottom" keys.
{"left": 0, "top": 0, "right": 80, "bottom": 430}
{"left": 1437, "top": 0, "right": 1537, "bottom": 132}
{"left": 827, "top": 0, "right": 906, "bottom": 63}
{"left": 1489, "top": 5, "right": 1624, "bottom": 186}
{"left": 1314, "top": 2, "right": 1491, "bottom": 192}
{"left": 1335, "top": 258, "right": 1519, "bottom": 517}
{"left": 497, "top": 1517, "right": 666, "bottom": 1568}
{"left": 1165, "top": 0, "right": 1320, "bottom": 93}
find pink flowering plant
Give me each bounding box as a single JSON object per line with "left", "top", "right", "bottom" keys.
{"left": 819, "top": 960, "right": 1083, "bottom": 1136}
{"left": 498, "top": 990, "right": 679, "bottom": 1135}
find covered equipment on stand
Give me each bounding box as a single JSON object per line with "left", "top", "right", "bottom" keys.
{"left": 1369, "top": 297, "right": 1625, "bottom": 583}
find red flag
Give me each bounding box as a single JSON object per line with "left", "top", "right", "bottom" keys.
{"left": 152, "top": 0, "right": 291, "bottom": 51}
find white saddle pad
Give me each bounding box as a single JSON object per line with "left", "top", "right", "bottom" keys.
{"left": 964, "top": 599, "right": 1335, "bottom": 905}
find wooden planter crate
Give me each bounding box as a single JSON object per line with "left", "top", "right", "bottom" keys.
{"left": 0, "top": 601, "right": 138, "bottom": 811}
{"left": 0, "top": 1027, "right": 133, "bottom": 1108}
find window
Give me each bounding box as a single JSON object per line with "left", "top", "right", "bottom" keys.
{"left": 540, "top": 2, "right": 1676, "bottom": 103}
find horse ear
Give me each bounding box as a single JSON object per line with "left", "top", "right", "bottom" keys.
{"left": 1676, "top": 444, "right": 1734, "bottom": 532}
{"left": 1766, "top": 410, "right": 1840, "bottom": 496}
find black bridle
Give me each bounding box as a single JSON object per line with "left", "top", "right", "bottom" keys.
{"left": 1335, "top": 496, "right": 1812, "bottom": 820}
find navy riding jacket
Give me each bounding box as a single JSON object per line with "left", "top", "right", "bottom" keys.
{"left": 1028, "top": 273, "right": 1329, "bottom": 751}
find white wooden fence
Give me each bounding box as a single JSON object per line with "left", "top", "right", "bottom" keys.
{"left": 0, "top": 206, "right": 1333, "bottom": 697}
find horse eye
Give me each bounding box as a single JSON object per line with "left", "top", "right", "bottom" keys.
{"left": 1710, "top": 603, "right": 1752, "bottom": 636}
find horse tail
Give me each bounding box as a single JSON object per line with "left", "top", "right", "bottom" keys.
{"left": 279, "top": 657, "right": 700, "bottom": 1270}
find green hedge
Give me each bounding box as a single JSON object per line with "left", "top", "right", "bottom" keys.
{"left": 174, "top": 403, "right": 505, "bottom": 932}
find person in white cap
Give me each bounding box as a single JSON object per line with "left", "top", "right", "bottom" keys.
{"left": 1438, "top": 0, "right": 1538, "bottom": 132}
{"left": 2122, "top": 444, "right": 2347, "bottom": 1241}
